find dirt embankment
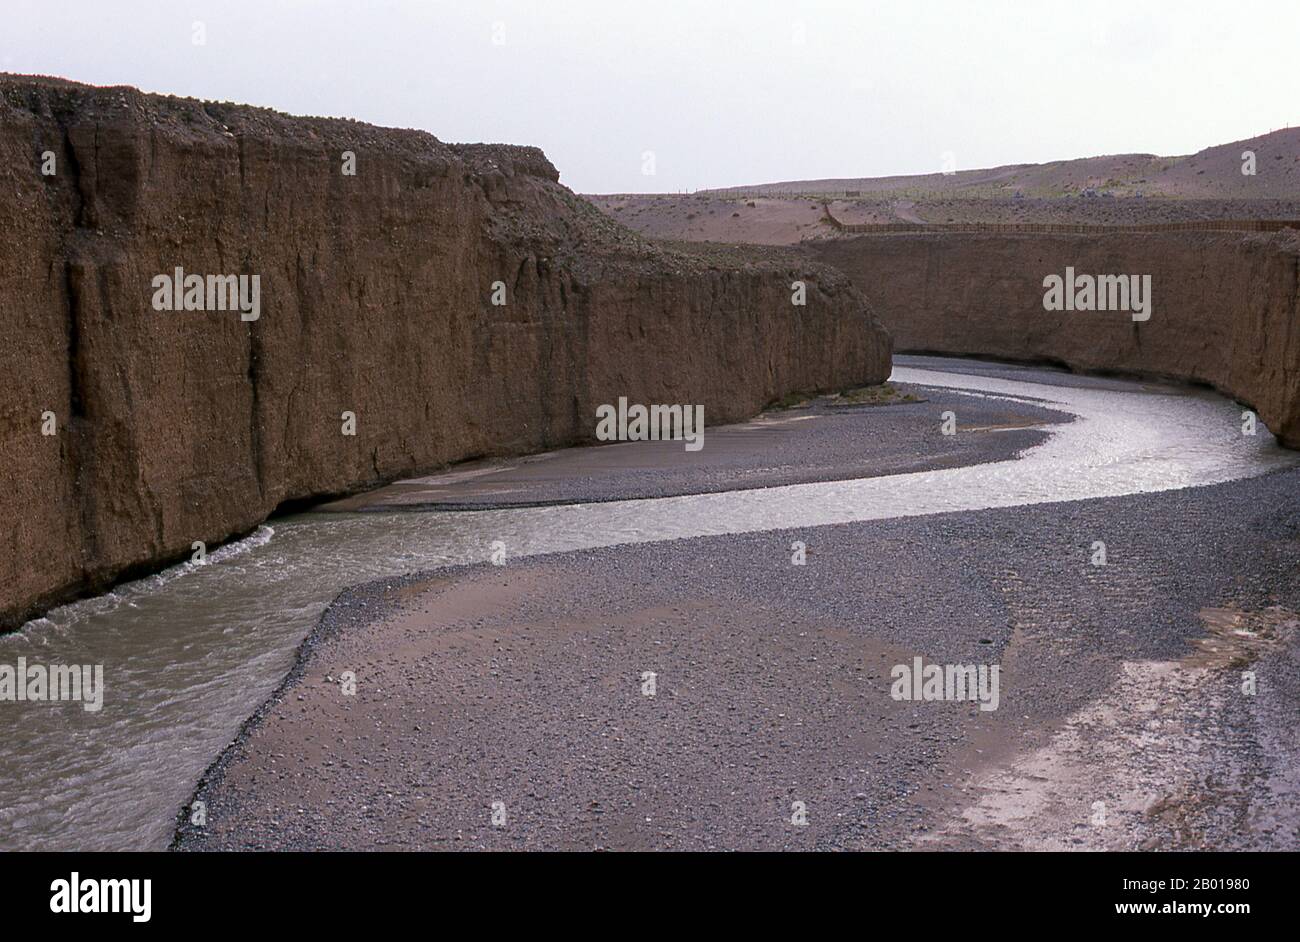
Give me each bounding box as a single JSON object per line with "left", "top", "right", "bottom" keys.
{"left": 0, "top": 75, "right": 889, "bottom": 630}
{"left": 809, "top": 231, "right": 1300, "bottom": 446}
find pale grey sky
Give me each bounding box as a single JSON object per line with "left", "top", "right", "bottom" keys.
{"left": 3, "top": 0, "right": 1295, "bottom": 193}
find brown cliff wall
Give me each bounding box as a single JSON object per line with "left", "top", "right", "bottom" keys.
{"left": 811, "top": 231, "right": 1300, "bottom": 445}
{"left": 0, "top": 76, "right": 890, "bottom": 629}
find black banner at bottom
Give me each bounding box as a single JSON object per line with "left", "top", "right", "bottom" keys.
{"left": 0, "top": 850, "right": 1284, "bottom": 928}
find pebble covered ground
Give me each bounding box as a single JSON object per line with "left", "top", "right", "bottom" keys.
{"left": 175, "top": 365, "right": 1300, "bottom": 852}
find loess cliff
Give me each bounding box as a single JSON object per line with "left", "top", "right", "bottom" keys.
{"left": 0, "top": 76, "right": 890, "bottom": 630}
{"left": 810, "top": 231, "right": 1300, "bottom": 446}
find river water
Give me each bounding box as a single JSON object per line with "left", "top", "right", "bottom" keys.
{"left": 1, "top": 359, "right": 1295, "bottom": 850}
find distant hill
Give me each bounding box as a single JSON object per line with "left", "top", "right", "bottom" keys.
{"left": 703, "top": 127, "right": 1300, "bottom": 200}
{"left": 587, "top": 128, "right": 1300, "bottom": 245}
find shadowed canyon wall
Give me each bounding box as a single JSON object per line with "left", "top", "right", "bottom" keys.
{"left": 0, "top": 76, "right": 890, "bottom": 629}
{"left": 811, "top": 231, "right": 1300, "bottom": 445}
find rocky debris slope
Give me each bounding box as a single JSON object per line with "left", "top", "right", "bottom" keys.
{"left": 810, "top": 231, "right": 1300, "bottom": 447}
{"left": 0, "top": 75, "right": 889, "bottom": 629}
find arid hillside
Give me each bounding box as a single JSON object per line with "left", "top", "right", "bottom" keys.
{"left": 712, "top": 126, "right": 1300, "bottom": 200}
{"left": 590, "top": 128, "right": 1300, "bottom": 243}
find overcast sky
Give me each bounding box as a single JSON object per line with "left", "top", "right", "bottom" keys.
{"left": 4, "top": 1, "right": 1296, "bottom": 193}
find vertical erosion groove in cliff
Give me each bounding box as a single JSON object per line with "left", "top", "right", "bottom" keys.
{"left": 809, "top": 230, "right": 1300, "bottom": 448}
{"left": 0, "top": 76, "right": 890, "bottom": 630}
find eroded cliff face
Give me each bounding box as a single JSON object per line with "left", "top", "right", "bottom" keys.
{"left": 0, "top": 76, "right": 890, "bottom": 629}
{"left": 811, "top": 231, "right": 1300, "bottom": 445}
